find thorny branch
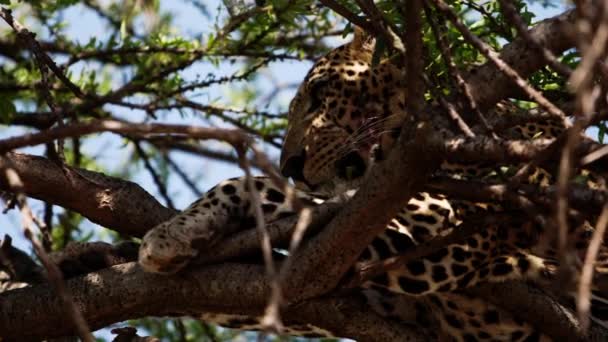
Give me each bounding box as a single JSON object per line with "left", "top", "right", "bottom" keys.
{"left": 162, "top": 153, "right": 204, "bottom": 197}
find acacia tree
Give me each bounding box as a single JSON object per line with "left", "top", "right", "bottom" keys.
{"left": 1, "top": 0, "right": 608, "bottom": 341}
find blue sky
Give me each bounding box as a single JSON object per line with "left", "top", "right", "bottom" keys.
{"left": 0, "top": 0, "right": 571, "bottom": 339}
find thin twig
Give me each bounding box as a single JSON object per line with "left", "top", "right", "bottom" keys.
{"left": 175, "top": 99, "right": 283, "bottom": 148}
{"left": 236, "top": 146, "right": 283, "bottom": 335}
{"left": 132, "top": 141, "right": 176, "bottom": 210}
{"left": 173, "top": 319, "right": 187, "bottom": 342}
{"left": 581, "top": 144, "right": 608, "bottom": 165}
{"left": 426, "top": 76, "right": 476, "bottom": 137}
{"left": 348, "top": 214, "right": 509, "bottom": 287}
{"left": 570, "top": 1, "right": 608, "bottom": 93}
{"left": 357, "top": 0, "right": 405, "bottom": 52}
{"left": 249, "top": 144, "right": 306, "bottom": 213}
{"left": 318, "top": 0, "right": 372, "bottom": 32}
{"left": 0, "top": 119, "right": 252, "bottom": 154}
{"left": 261, "top": 208, "right": 313, "bottom": 337}
{"left": 200, "top": 322, "right": 220, "bottom": 342}
{"left": 424, "top": 3, "right": 493, "bottom": 134}
{"left": 163, "top": 153, "right": 203, "bottom": 197}
{"left": 578, "top": 203, "right": 608, "bottom": 330}
{"left": 564, "top": 2, "right": 608, "bottom": 325}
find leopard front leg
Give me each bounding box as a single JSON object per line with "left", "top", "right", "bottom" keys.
{"left": 139, "top": 176, "right": 297, "bottom": 274}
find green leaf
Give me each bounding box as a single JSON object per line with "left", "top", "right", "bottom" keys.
{"left": 0, "top": 98, "right": 16, "bottom": 124}
{"left": 600, "top": 123, "right": 607, "bottom": 144}
{"left": 371, "top": 37, "right": 386, "bottom": 67}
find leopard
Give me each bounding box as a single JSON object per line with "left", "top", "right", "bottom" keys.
{"left": 138, "top": 27, "right": 607, "bottom": 341}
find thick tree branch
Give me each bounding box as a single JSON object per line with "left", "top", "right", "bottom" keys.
{"left": 0, "top": 153, "right": 176, "bottom": 237}
{"left": 2, "top": 161, "right": 605, "bottom": 341}
{"left": 465, "top": 9, "right": 577, "bottom": 111}
{"left": 0, "top": 262, "right": 425, "bottom": 341}
{"left": 1, "top": 236, "right": 599, "bottom": 341}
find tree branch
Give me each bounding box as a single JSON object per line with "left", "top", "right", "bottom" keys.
{"left": 0, "top": 153, "right": 176, "bottom": 237}
{"left": 465, "top": 9, "right": 577, "bottom": 111}
{"left": 0, "top": 262, "right": 424, "bottom": 341}
{"left": 0, "top": 119, "right": 251, "bottom": 154}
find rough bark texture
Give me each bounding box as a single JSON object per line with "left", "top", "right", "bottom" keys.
{"left": 0, "top": 152, "right": 176, "bottom": 237}
{"left": 0, "top": 262, "right": 425, "bottom": 341}
{"left": 465, "top": 9, "right": 577, "bottom": 111}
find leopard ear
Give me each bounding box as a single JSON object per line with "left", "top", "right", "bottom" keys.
{"left": 351, "top": 26, "right": 375, "bottom": 52}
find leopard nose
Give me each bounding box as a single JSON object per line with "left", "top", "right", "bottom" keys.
{"left": 336, "top": 151, "right": 367, "bottom": 180}
{"left": 280, "top": 152, "right": 306, "bottom": 182}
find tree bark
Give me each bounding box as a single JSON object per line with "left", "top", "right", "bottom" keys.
{"left": 0, "top": 152, "right": 176, "bottom": 237}
{"left": 0, "top": 262, "right": 425, "bottom": 341}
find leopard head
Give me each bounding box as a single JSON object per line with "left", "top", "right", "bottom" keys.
{"left": 280, "top": 27, "right": 408, "bottom": 195}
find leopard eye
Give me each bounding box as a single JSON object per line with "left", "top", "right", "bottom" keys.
{"left": 307, "top": 79, "right": 329, "bottom": 114}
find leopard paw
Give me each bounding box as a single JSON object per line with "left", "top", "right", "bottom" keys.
{"left": 138, "top": 222, "right": 199, "bottom": 274}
